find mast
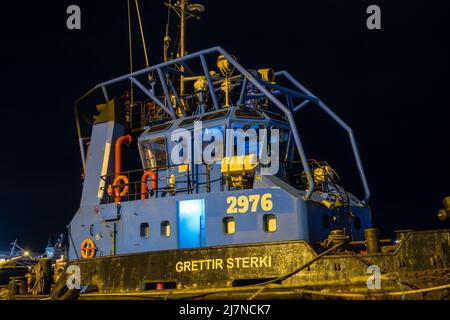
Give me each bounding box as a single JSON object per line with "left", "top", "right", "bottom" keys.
{"left": 179, "top": 0, "right": 186, "bottom": 97}
{"left": 165, "top": 1, "right": 205, "bottom": 100}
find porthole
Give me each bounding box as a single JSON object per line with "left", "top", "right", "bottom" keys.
{"left": 223, "top": 217, "right": 236, "bottom": 234}
{"left": 263, "top": 214, "right": 277, "bottom": 233}
{"left": 140, "top": 222, "right": 150, "bottom": 239}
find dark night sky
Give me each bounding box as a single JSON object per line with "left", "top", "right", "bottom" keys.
{"left": 0, "top": 1, "right": 449, "bottom": 251}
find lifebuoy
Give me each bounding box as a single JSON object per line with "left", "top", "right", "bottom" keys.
{"left": 80, "top": 239, "right": 96, "bottom": 259}
{"left": 141, "top": 170, "right": 157, "bottom": 200}
{"left": 107, "top": 175, "right": 129, "bottom": 203}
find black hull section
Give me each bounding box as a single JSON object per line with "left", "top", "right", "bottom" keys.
{"left": 55, "top": 230, "right": 450, "bottom": 300}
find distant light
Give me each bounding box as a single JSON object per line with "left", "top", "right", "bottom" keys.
{"left": 23, "top": 251, "right": 30, "bottom": 257}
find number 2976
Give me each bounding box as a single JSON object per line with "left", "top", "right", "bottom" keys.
{"left": 226, "top": 193, "right": 273, "bottom": 214}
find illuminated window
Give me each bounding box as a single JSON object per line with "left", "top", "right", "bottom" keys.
{"left": 203, "top": 125, "right": 225, "bottom": 160}
{"left": 231, "top": 123, "right": 265, "bottom": 157}
{"left": 161, "top": 221, "right": 170, "bottom": 237}
{"left": 140, "top": 222, "right": 150, "bottom": 239}
{"left": 223, "top": 217, "right": 236, "bottom": 234}
{"left": 263, "top": 214, "right": 277, "bottom": 233}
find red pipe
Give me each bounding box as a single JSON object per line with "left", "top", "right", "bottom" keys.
{"left": 141, "top": 170, "right": 157, "bottom": 200}
{"left": 115, "top": 135, "right": 132, "bottom": 177}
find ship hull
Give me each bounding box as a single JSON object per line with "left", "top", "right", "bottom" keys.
{"left": 53, "top": 229, "right": 450, "bottom": 300}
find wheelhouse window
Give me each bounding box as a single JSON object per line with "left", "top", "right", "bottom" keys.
{"left": 265, "top": 111, "right": 288, "bottom": 123}
{"left": 234, "top": 108, "right": 264, "bottom": 119}
{"left": 144, "top": 122, "right": 172, "bottom": 134}
{"left": 203, "top": 125, "right": 225, "bottom": 161}
{"left": 200, "top": 109, "right": 230, "bottom": 122}
{"left": 231, "top": 122, "right": 266, "bottom": 157}
{"left": 179, "top": 117, "right": 199, "bottom": 127}
{"left": 141, "top": 137, "right": 168, "bottom": 169}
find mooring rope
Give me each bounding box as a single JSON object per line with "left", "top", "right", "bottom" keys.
{"left": 29, "top": 263, "right": 45, "bottom": 295}
{"left": 247, "top": 241, "right": 348, "bottom": 300}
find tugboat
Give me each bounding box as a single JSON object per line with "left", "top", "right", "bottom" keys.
{"left": 18, "top": 1, "right": 450, "bottom": 300}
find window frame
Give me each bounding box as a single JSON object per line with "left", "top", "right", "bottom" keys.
{"left": 140, "top": 136, "right": 169, "bottom": 169}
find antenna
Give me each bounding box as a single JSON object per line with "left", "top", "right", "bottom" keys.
{"left": 164, "top": 1, "right": 206, "bottom": 98}
{"left": 164, "top": 0, "right": 172, "bottom": 62}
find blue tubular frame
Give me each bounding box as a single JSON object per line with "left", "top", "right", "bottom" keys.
{"left": 156, "top": 68, "right": 176, "bottom": 116}
{"left": 213, "top": 48, "right": 315, "bottom": 200}
{"left": 200, "top": 54, "right": 220, "bottom": 111}
{"left": 294, "top": 100, "right": 310, "bottom": 113}
{"left": 129, "top": 77, "right": 176, "bottom": 118}
{"left": 84, "top": 46, "right": 369, "bottom": 203}
{"left": 167, "top": 77, "right": 186, "bottom": 117}
{"left": 237, "top": 78, "right": 248, "bottom": 106}
{"left": 275, "top": 70, "right": 370, "bottom": 204}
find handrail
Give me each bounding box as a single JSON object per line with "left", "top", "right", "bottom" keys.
{"left": 100, "top": 163, "right": 213, "bottom": 204}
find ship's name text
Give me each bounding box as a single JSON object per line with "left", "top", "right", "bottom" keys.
{"left": 175, "top": 256, "right": 272, "bottom": 272}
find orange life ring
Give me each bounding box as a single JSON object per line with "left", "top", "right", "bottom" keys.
{"left": 107, "top": 175, "right": 129, "bottom": 202}
{"left": 80, "top": 238, "right": 96, "bottom": 259}
{"left": 140, "top": 170, "right": 157, "bottom": 200}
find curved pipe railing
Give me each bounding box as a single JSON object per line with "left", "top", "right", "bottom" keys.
{"left": 74, "top": 46, "right": 369, "bottom": 202}
{"left": 275, "top": 70, "right": 370, "bottom": 204}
